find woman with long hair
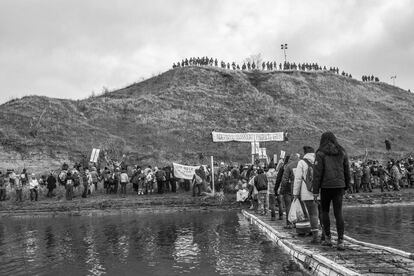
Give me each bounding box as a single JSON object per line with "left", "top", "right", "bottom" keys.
{"left": 312, "top": 132, "right": 350, "bottom": 250}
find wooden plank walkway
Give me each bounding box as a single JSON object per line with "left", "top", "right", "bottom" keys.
{"left": 241, "top": 210, "right": 414, "bottom": 276}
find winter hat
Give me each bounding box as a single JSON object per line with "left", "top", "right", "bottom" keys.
{"left": 303, "top": 146, "right": 315, "bottom": 154}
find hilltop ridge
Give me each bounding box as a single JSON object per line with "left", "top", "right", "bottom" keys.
{"left": 0, "top": 66, "right": 413, "bottom": 171}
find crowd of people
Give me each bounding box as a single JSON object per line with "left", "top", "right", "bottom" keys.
{"left": 172, "top": 57, "right": 353, "bottom": 77}
{"left": 0, "top": 160, "right": 219, "bottom": 202}
{"left": 0, "top": 151, "right": 412, "bottom": 204}
{"left": 362, "top": 75, "right": 380, "bottom": 82}
{"left": 1, "top": 132, "right": 413, "bottom": 252}
{"left": 233, "top": 133, "right": 413, "bottom": 250}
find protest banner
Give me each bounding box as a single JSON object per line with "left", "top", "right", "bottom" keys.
{"left": 173, "top": 163, "right": 201, "bottom": 180}
{"left": 212, "top": 131, "right": 284, "bottom": 142}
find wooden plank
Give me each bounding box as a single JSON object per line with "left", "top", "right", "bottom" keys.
{"left": 242, "top": 210, "right": 414, "bottom": 276}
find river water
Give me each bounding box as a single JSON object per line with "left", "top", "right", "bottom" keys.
{"left": 0, "top": 211, "right": 299, "bottom": 276}
{"left": 343, "top": 204, "right": 414, "bottom": 252}
{"left": 1, "top": 205, "right": 413, "bottom": 276}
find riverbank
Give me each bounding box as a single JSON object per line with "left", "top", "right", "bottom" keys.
{"left": 1, "top": 189, "right": 414, "bottom": 218}
{"left": 344, "top": 189, "right": 414, "bottom": 207}
{"left": 0, "top": 192, "right": 236, "bottom": 218}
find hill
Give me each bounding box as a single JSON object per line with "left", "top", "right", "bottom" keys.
{"left": 1, "top": 66, "right": 413, "bottom": 172}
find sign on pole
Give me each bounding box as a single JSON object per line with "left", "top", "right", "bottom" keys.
{"left": 259, "top": 148, "right": 267, "bottom": 159}
{"left": 90, "top": 148, "right": 100, "bottom": 163}
{"left": 251, "top": 142, "right": 260, "bottom": 154}
{"left": 273, "top": 154, "right": 278, "bottom": 164}
{"left": 280, "top": 150, "right": 286, "bottom": 160}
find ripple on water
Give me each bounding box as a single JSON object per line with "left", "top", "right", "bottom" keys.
{"left": 0, "top": 211, "right": 299, "bottom": 276}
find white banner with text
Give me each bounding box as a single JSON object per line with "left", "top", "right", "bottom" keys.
{"left": 212, "top": 131, "right": 284, "bottom": 142}
{"left": 173, "top": 163, "right": 200, "bottom": 180}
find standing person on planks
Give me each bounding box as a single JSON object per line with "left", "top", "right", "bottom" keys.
{"left": 266, "top": 161, "right": 278, "bottom": 221}
{"left": 293, "top": 146, "right": 323, "bottom": 244}
{"left": 280, "top": 154, "right": 299, "bottom": 229}
{"left": 312, "top": 132, "right": 350, "bottom": 251}
{"left": 254, "top": 168, "right": 268, "bottom": 215}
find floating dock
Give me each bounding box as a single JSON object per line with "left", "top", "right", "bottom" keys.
{"left": 241, "top": 210, "right": 414, "bottom": 276}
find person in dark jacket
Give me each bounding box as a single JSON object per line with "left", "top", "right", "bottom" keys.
{"left": 361, "top": 163, "right": 372, "bottom": 192}
{"left": 274, "top": 156, "right": 290, "bottom": 220}
{"left": 313, "top": 131, "right": 350, "bottom": 251}
{"left": 0, "top": 171, "right": 5, "bottom": 201}
{"left": 65, "top": 172, "right": 74, "bottom": 200}
{"left": 254, "top": 169, "right": 268, "bottom": 215}
{"left": 46, "top": 171, "right": 57, "bottom": 197}
{"left": 155, "top": 168, "right": 166, "bottom": 194}
{"left": 280, "top": 155, "right": 299, "bottom": 228}
{"left": 378, "top": 165, "right": 390, "bottom": 192}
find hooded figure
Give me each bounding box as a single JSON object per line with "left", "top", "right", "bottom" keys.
{"left": 293, "top": 146, "right": 322, "bottom": 243}
{"left": 312, "top": 132, "right": 350, "bottom": 250}
{"left": 313, "top": 132, "right": 350, "bottom": 192}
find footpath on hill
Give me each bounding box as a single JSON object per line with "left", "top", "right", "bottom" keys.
{"left": 1, "top": 190, "right": 414, "bottom": 218}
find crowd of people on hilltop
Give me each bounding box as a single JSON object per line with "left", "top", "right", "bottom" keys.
{"left": 362, "top": 75, "right": 380, "bottom": 82}
{"left": 172, "top": 57, "right": 353, "bottom": 77}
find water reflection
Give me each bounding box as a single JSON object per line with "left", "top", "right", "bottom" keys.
{"left": 24, "top": 230, "right": 39, "bottom": 264}
{"left": 173, "top": 228, "right": 200, "bottom": 272}
{"left": 344, "top": 205, "right": 414, "bottom": 252}
{"left": 0, "top": 211, "right": 297, "bottom": 275}
{"left": 83, "top": 226, "right": 105, "bottom": 276}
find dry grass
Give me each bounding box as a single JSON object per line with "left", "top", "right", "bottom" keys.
{"left": 0, "top": 66, "right": 413, "bottom": 171}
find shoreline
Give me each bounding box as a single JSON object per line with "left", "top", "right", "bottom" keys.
{"left": 1, "top": 190, "right": 414, "bottom": 218}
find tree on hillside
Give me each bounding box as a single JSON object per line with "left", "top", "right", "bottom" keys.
{"left": 244, "top": 53, "right": 263, "bottom": 70}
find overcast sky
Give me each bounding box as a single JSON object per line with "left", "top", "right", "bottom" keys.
{"left": 0, "top": 0, "right": 413, "bottom": 104}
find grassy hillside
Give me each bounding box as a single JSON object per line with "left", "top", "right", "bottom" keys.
{"left": 1, "top": 66, "right": 413, "bottom": 171}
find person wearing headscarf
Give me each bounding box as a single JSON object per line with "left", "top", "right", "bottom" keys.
{"left": 312, "top": 132, "right": 350, "bottom": 251}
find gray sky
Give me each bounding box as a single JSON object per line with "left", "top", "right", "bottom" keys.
{"left": 1, "top": 0, "right": 413, "bottom": 104}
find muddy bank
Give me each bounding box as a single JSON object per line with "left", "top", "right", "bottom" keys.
{"left": 0, "top": 193, "right": 237, "bottom": 218}
{"left": 1, "top": 190, "right": 414, "bottom": 218}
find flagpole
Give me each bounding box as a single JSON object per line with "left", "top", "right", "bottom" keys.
{"left": 211, "top": 156, "right": 215, "bottom": 195}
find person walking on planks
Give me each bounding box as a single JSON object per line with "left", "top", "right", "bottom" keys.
{"left": 293, "top": 146, "right": 322, "bottom": 244}
{"left": 313, "top": 132, "right": 350, "bottom": 251}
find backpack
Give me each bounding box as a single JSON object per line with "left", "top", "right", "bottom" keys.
{"left": 59, "top": 171, "right": 67, "bottom": 184}
{"left": 254, "top": 174, "right": 267, "bottom": 191}
{"left": 146, "top": 173, "right": 153, "bottom": 182}
{"left": 194, "top": 174, "right": 203, "bottom": 185}
{"left": 20, "top": 173, "right": 27, "bottom": 184}
{"left": 302, "top": 159, "right": 314, "bottom": 192}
